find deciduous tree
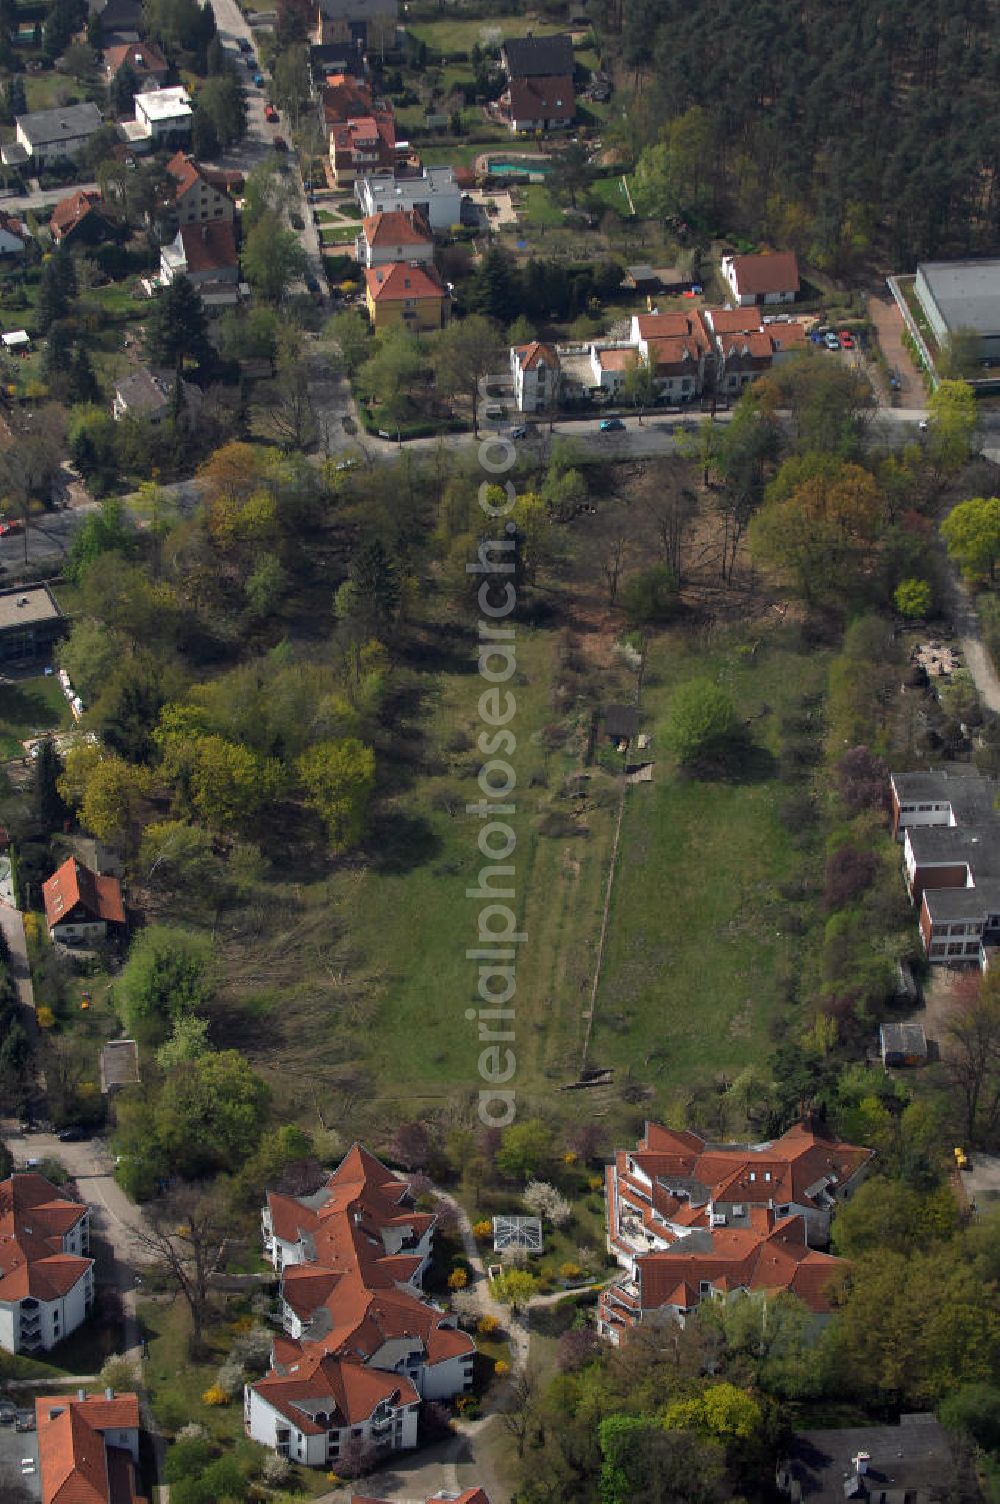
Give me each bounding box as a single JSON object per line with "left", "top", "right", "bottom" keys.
{"left": 295, "top": 737, "right": 375, "bottom": 852}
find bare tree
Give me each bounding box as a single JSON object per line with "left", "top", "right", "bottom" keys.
{"left": 500, "top": 1366, "right": 537, "bottom": 1459}
{"left": 643, "top": 479, "right": 698, "bottom": 583}
{"left": 945, "top": 971, "right": 1000, "bottom": 1147}
{"left": 132, "top": 1185, "right": 227, "bottom": 1355}
{"left": 602, "top": 532, "right": 627, "bottom": 605}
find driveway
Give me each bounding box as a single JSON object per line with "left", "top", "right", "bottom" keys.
{"left": 0, "top": 903, "right": 34, "bottom": 1027}
{"left": 868, "top": 291, "right": 926, "bottom": 409}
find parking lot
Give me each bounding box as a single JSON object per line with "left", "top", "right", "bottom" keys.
{"left": 0, "top": 1403, "right": 39, "bottom": 1499}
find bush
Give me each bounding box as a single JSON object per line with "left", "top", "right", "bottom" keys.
{"left": 662, "top": 679, "right": 741, "bottom": 770}
{"left": 894, "top": 577, "right": 933, "bottom": 618}
{"left": 473, "top": 1218, "right": 493, "bottom": 1240}
{"left": 619, "top": 564, "right": 678, "bottom": 624}
{"left": 261, "top": 1451, "right": 293, "bottom": 1485}
{"left": 834, "top": 745, "right": 889, "bottom": 815}
{"left": 165, "top": 1437, "right": 214, "bottom": 1483}
{"left": 823, "top": 845, "right": 879, "bottom": 912}
{"left": 448, "top": 1268, "right": 468, "bottom": 1290}
{"left": 560, "top": 1262, "right": 582, "bottom": 1280}
{"left": 215, "top": 1360, "right": 246, "bottom": 1398}
{"left": 201, "top": 1384, "right": 229, "bottom": 1407}
{"left": 477, "top": 1314, "right": 500, "bottom": 1336}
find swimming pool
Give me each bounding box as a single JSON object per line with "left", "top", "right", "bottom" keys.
{"left": 488, "top": 160, "right": 553, "bottom": 177}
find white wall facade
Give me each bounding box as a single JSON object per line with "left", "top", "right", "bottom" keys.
{"left": 245, "top": 1385, "right": 420, "bottom": 1469}
{"left": 51, "top": 919, "right": 107, "bottom": 945}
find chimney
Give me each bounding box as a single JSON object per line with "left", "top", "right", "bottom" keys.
{"left": 852, "top": 1452, "right": 870, "bottom": 1476}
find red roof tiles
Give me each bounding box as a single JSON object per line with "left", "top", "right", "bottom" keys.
{"left": 363, "top": 209, "right": 432, "bottom": 249}
{"left": 365, "top": 262, "right": 445, "bottom": 303}
{"left": 176, "top": 219, "right": 237, "bottom": 276}
{"left": 35, "top": 1393, "right": 144, "bottom": 1504}
{"left": 0, "top": 1172, "right": 91, "bottom": 1305}
{"left": 43, "top": 858, "right": 124, "bottom": 931}
{"left": 726, "top": 249, "right": 800, "bottom": 298}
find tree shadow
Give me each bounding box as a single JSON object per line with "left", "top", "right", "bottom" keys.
{"left": 366, "top": 808, "right": 442, "bottom": 874}
{"left": 685, "top": 733, "right": 778, "bottom": 785}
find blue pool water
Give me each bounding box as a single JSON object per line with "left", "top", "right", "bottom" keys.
{"left": 489, "top": 160, "right": 553, "bottom": 176}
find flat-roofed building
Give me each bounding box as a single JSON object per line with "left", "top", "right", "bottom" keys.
{"left": 0, "top": 585, "right": 64, "bottom": 666}
{"left": 913, "top": 258, "right": 1000, "bottom": 364}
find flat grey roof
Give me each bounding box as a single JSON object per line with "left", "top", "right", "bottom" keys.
{"left": 893, "top": 766, "right": 999, "bottom": 823}
{"left": 16, "top": 102, "right": 103, "bottom": 147}
{"left": 0, "top": 585, "right": 61, "bottom": 632}
{"left": 917, "top": 258, "right": 1000, "bottom": 337}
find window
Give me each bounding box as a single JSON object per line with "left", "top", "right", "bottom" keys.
{"left": 699, "top": 1280, "right": 711, "bottom": 1294}
{"left": 948, "top": 943, "right": 963, "bottom": 955}
{"left": 966, "top": 942, "right": 981, "bottom": 955}
{"left": 930, "top": 943, "right": 945, "bottom": 955}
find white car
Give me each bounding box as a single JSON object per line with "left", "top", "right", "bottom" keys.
{"left": 824, "top": 331, "right": 840, "bottom": 350}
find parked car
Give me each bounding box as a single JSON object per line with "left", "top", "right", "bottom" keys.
{"left": 838, "top": 330, "right": 855, "bottom": 349}
{"left": 237, "top": 36, "right": 252, "bottom": 52}
{"left": 510, "top": 424, "right": 528, "bottom": 439}
{"left": 824, "top": 331, "right": 840, "bottom": 350}
{"left": 253, "top": 72, "right": 264, "bottom": 86}
{"left": 290, "top": 210, "right": 304, "bottom": 230}
{"left": 599, "top": 417, "right": 626, "bottom": 431}
{"left": 57, "top": 1124, "right": 89, "bottom": 1142}
{"left": 272, "top": 135, "right": 288, "bottom": 152}
{"left": 264, "top": 103, "right": 278, "bottom": 122}
{"left": 809, "top": 331, "right": 825, "bottom": 345}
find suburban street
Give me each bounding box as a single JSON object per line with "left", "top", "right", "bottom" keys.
{"left": 205, "top": 0, "right": 327, "bottom": 296}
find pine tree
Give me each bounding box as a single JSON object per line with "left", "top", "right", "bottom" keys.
{"left": 34, "top": 738, "right": 66, "bottom": 830}
{"left": 146, "top": 276, "right": 210, "bottom": 369}
{"left": 36, "top": 260, "right": 68, "bottom": 334}
{"left": 70, "top": 347, "right": 99, "bottom": 404}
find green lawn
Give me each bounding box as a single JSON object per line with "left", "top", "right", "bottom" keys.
{"left": 518, "top": 184, "right": 566, "bottom": 227}
{"left": 319, "top": 224, "right": 359, "bottom": 245}
{"left": 588, "top": 174, "right": 634, "bottom": 216}
{"left": 593, "top": 630, "right": 830, "bottom": 1111}
{"left": 0, "top": 674, "right": 71, "bottom": 758}
{"left": 406, "top": 14, "right": 568, "bottom": 53}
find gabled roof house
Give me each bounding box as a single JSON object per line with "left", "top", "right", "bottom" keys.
{"left": 357, "top": 208, "right": 433, "bottom": 268}
{"left": 248, "top": 1145, "right": 474, "bottom": 1470}
{"left": 0, "top": 1173, "right": 94, "bottom": 1354}
{"left": 42, "top": 857, "right": 125, "bottom": 946}
{"left": 598, "top": 1119, "right": 871, "bottom": 1344}
{"left": 496, "top": 34, "right": 575, "bottom": 133}
{"left": 721, "top": 249, "right": 800, "bottom": 306}
{"left": 36, "top": 1390, "right": 145, "bottom": 1504}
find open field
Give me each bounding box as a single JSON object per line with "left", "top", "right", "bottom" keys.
{"left": 594, "top": 630, "right": 830, "bottom": 1110}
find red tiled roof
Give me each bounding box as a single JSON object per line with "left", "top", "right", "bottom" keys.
{"left": 103, "top": 40, "right": 167, "bottom": 76}
{"left": 365, "top": 262, "right": 445, "bottom": 303}
{"left": 706, "top": 307, "right": 763, "bottom": 335}
{"left": 726, "top": 249, "right": 800, "bottom": 297}
{"left": 323, "top": 73, "right": 374, "bottom": 124}
{"left": 643, "top": 333, "right": 704, "bottom": 373}
{"left": 0, "top": 1173, "right": 89, "bottom": 1302}
{"left": 514, "top": 340, "right": 559, "bottom": 371}
{"left": 254, "top": 1351, "right": 419, "bottom": 1433}
{"left": 174, "top": 219, "right": 237, "bottom": 275}
{"left": 504, "top": 74, "right": 574, "bottom": 120}
{"left": 49, "top": 190, "right": 103, "bottom": 240}
{"left": 596, "top": 348, "right": 634, "bottom": 371}
{"left": 363, "top": 209, "right": 432, "bottom": 249}
{"left": 330, "top": 111, "right": 396, "bottom": 165}
{"left": 43, "top": 858, "right": 124, "bottom": 930}
{"left": 36, "top": 1393, "right": 144, "bottom": 1504}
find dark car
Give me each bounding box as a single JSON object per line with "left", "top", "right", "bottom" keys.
{"left": 57, "top": 1124, "right": 89, "bottom": 1142}
{"left": 237, "top": 35, "right": 252, "bottom": 52}
{"left": 599, "top": 417, "right": 626, "bottom": 432}
{"left": 304, "top": 273, "right": 319, "bottom": 293}
{"left": 272, "top": 135, "right": 288, "bottom": 152}
{"left": 290, "top": 210, "right": 304, "bottom": 230}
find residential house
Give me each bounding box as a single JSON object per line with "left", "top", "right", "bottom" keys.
{"left": 0, "top": 1173, "right": 93, "bottom": 1354}
{"left": 88, "top": 0, "right": 144, "bottom": 44}
{"left": 623, "top": 265, "right": 693, "bottom": 296}
{"left": 496, "top": 34, "right": 575, "bottom": 133}
{"left": 702, "top": 308, "right": 807, "bottom": 393}
{"left": 132, "top": 85, "right": 192, "bottom": 142}
{"left": 311, "top": 0, "right": 397, "bottom": 70}
{"left": 589, "top": 345, "right": 634, "bottom": 395}
{"left": 49, "top": 188, "right": 115, "bottom": 246}
{"left": 103, "top": 39, "right": 168, "bottom": 88}
{"left": 777, "top": 1413, "right": 960, "bottom": 1504}
{"left": 598, "top": 1119, "right": 871, "bottom": 1343}
{"left": 13, "top": 103, "right": 104, "bottom": 169}
{"left": 364, "top": 261, "right": 447, "bottom": 331}
{"left": 249, "top": 1144, "right": 474, "bottom": 1469}
{"left": 160, "top": 219, "right": 239, "bottom": 306}
{"left": 357, "top": 209, "right": 433, "bottom": 268}
{"left": 497, "top": 74, "right": 574, "bottom": 134}
{"left": 35, "top": 1391, "right": 145, "bottom": 1504}
{"left": 355, "top": 168, "right": 461, "bottom": 233}
{"left": 0, "top": 586, "right": 64, "bottom": 668}
{"left": 163, "top": 150, "right": 237, "bottom": 227}
{"left": 890, "top": 766, "right": 1000, "bottom": 964}
{"left": 330, "top": 112, "right": 399, "bottom": 187}
{"left": 247, "top": 1352, "right": 420, "bottom": 1469}
{"left": 510, "top": 340, "right": 560, "bottom": 413}
{"left": 112, "top": 366, "right": 175, "bottom": 422}
{"left": 0, "top": 211, "right": 28, "bottom": 257}
{"left": 99, "top": 1039, "right": 141, "bottom": 1095}
{"left": 323, "top": 72, "right": 375, "bottom": 127}
{"left": 42, "top": 856, "right": 125, "bottom": 945}
{"left": 721, "top": 249, "right": 800, "bottom": 306}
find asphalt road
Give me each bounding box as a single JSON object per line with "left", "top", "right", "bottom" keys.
{"left": 205, "top": 0, "right": 327, "bottom": 295}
